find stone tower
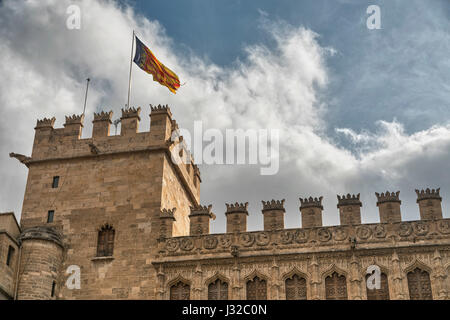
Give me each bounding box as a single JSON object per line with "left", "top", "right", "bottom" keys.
{"left": 262, "top": 199, "right": 285, "bottom": 231}
{"left": 376, "top": 191, "right": 402, "bottom": 223}
{"left": 12, "top": 105, "right": 200, "bottom": 299}
{"left": 337, "top": 194, "right": 362, "bottom": 225}
{"left": 16, "top": 226, "right": 64, "bottom": 300}
{"left": 299, "top": 196, "right": 323, "bottom": 228}
{"left": 225, "top": 202, "right": 249, "bottom": 233}
{"left": 415, "top": 188, "right": 443, "bottom": 220}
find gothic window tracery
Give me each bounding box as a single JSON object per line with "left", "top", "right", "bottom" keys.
{"left": 285, "top": 274, "right": 307, "bottom": 300}
{"left": 170, "top": 281, "right": 190, "bottom": 300}
{"left": 246, "top": 276, "right": 267, "bottom": 300}
{"left": 407, "top": 268, "right": 432, "bottom": 300}
{"left": 366, "top": 273, "right": 390, "bottom": 300}
{"left": 208, "top": 278, "right": 228, "bottom": 300}
{"left": 325, "top": 272, "right": 347, "bottom": 300}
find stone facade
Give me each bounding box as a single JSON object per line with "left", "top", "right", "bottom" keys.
{"left": 1, "top": 105, "right": 449, "bottom": 300}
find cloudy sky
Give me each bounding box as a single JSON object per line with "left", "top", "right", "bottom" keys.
{"left": 0, "top": 0, "right": 449, "bottom": 233}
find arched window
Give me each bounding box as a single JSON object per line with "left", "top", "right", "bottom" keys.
{"left": 325, "top": 272, "right": 348, "bottom": 300}
{"left": 407, "top": 268, "right": 432, "bottom": 300}
{"left": 208, "top": 278, "right": 228, "bottom": 300}
{"left": 285, "top": 274, "right": 307, "bottom": 300}
{"left": 97, "top": 225, "right": 115, "bottom": 257}
{"left": 170, "top": 281, "right": 190, "bottom": 300}
{"left": 366, "top": 273, "right": 390, "bottom": 300}
{"left": 246, "top": 276, "right": 267, "bottom": 300}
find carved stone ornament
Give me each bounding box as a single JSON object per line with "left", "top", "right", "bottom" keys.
{"left": 231, "top": 245, "right": 239, "bottom": 257}
{"left": 255, "top": 232, "right": 270, "bottom": 246}
{"left": 240, "top": 233, "right": 255, "bottom": 247}
{"left": 414, "top": 222, "right": 429, "bottom": 236}
{"left": 280, "top": 231, "right": 294, "bottom": 244}
{"left": 166, "top": 238, "right": 179, "bottom": 252}
{"left": 399, "top": 223, "right": 413, "bottom": 237}
{"left": 356, "top": 226, "right": 372, "bottom": 240}
{"left": 294, "top": 229, "right": 308, "bottom": 243}
{"left": 218, "top": 235, "right": 233, "bottom": 248}
{"left": 180, "top": 238, "right": 194, "bottom": 251}
{"left": 203, "top": 236, "right": 218, "bottom": 249}
{"left": 334, "top": 228, "right": 348, "bottom": 241}
{"left": 374, "top": 225, "right": 387, "bottom": 238}
{"left": 317, "top": 228, "right": 332, "bottom": 242}
{"left": 437, "top": 220, "right": 450, "bottom": 234}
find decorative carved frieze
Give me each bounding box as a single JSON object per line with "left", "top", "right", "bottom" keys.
{"left": 157, "top": 219, "right": 450, "bottom": 257}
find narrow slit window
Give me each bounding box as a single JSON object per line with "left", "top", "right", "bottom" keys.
{"left": 6, "top": 246, "right": 14, "bottom": 266}
{"left": 52, "top": 176, "right": 60, "bottom": 188}
{"left": 51, "top": 281, "right": 56, "bottom": 297}
{"left": 47, "top": 210, "right": 55, "bottom": 223}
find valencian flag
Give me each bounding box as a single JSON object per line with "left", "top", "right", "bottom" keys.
{"left": 133, "top": 36, "right": 180, "bottom": 94}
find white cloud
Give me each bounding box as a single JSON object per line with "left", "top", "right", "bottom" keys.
{"left": 0, "top": 0, "right": 448, "bottom": 233}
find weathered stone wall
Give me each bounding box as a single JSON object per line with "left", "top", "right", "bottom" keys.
{"left": 161, "top": 155, "right": 193, "bottom": 237}
{"left": 16, "top": 238, "right": 63, "bottom": 300}
{"left": 15, "top": 107, "right": 199, "bottom": 299}
{"left": 0, "top": 233, "right": 19, "bottom": 299}
{"left": 0, "top": 212, "right": 21, "bottom": 299}
{"left": 154, "top": 219, "right": 450, "bottom": 300}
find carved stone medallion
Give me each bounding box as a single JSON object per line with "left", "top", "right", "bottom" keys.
{"left": 317, "top": 228, "right": 332, "bottom": 242}
{"left": 334, "top": 228, "right": 348, "bottom": 241}
{"left": 399, "top": 223, "right": 413, "bottom": 237}
{"left": 218, "top": 235, "right": 233, "bottom": 248}
{"left": 356, "top": 226, "right": 372, "bottom": 240}
{"left": 255, "top": 232, "right": 270, "bottom": 246}
{"left": 180, "top": 238, "right": 194, "bottom": 251}
{"left": 414, "top": 222, "right": 429, "bottom": 236}
{"left": 280, "top": 231, "right": 294, "bottom": 244}
{"left": 240, "top": 233, "right": 255, "bottom": 247}
{"left": 166, "top": 238, "right": 179, "bottom": 252}
{"left": 374, "top": 225, "right": 387, "bottom": 238}
{"left": 438, "top": 220, "right": 450, "bottom": 234}
{"left": 294, "top": 229, "right": 308, "bottom": 243}
{"left": 203, "top": 236, "right": 218, "bottom": 249}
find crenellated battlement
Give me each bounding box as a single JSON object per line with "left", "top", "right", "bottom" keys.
{"left": 262, "top": 199, "right": 285, "bottom": 212}
{"left": 160, "top": 208, "right": 176, "bottom": 220}
{"left": 415, "top": 188, "right": 442, "bottom": 201}
{"left": 299, "top": 196, "right": 323, "bottom": 209}
{"left": 64, "top": 114, "right": 85, "bottom": 126}
{"left": 150, "top": 104, "right": 173, "bottom": 117}
{"left": 337, "top": 193, "right": 362, "bottom": 208}
{"left": 35, "top": 117, "right": 56, "bottom": 129}
{"left": 226, "top": 202, "right": 249, "bottom": 214}
{"left": 190, "top": 204, "right": 214, "bottom": 217}
{"left": 375, "top": 191, "right": 401, "bottom": 204}
{"left": 121, "top": 107, "right": 141, "bottom": 120}
{"left": 93, "top": 111, "right": 113, "bottom": 122}
{"left": 15, "top": 105, "right": 201, "bottom": 206}
{"left": 166, "top": 188, "right": 447, "bottom": 243}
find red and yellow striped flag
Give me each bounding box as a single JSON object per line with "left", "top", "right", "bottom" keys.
{"left": 133, "top": 36, "right": 180, "bottom": 94}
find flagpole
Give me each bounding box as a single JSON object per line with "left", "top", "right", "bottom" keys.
{"left": 127, "top": 30, "right": 135, "bottom": 109}
{"left": 82, "top": 78, "right": 90, "bottom": 116}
